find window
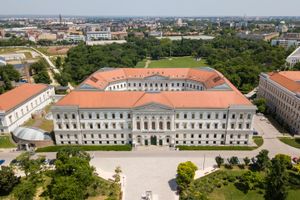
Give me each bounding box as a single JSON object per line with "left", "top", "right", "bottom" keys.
{"left": 247, "top": 114, "right": 251, "bottom": 119}
{"left": 96, "top": 113, "right": 100, "bottom": 119}
{"left": 106, "top": 134, "right": 109, "bottom": 138}
{"left": 199, "top": 123, "right": 203, "bottom": 129}
{"left": 222, "top": 123, "right": 226, "bottom": 129}
{"left": 152, "top": 122, "right": 156, "bottom": 130}
{"left": 81, "top": 123, "right": 85, "bottom": 129}
{"left": 223, "top": 113, "right": 227, "bottom": 119}
{"left": 206, "top": 123, "right": 210, "bottom": 129}
{"left": 191, "top": 123, "right": 195, "bottom": 129}
{"left": 112, "top": 113, "right": 115, "bottom": 119}
{"left": 230, "top": 134, "right": 233, "bottom": 139}
{"left": 167, "top": 122, "right": 171, "bottom": 130}
{"left": 232, "top": 114, "right": 235, "bottom": 119}
{"left": 206, "top": 134, "right": 209, "bottom": 138}
{"left": 120, "top": 113, "right": 123, "bottom": 119}
{"left": 66, "top": 124, "right": 70, "bottom": 129}
{"left": 91, "top": 134, "right": 94, "bottom": 139}
{"left": 184, "top": 113, "right": 187, "bottom": 119}
{"left": 159, "top": 122, "right": 163, "bottom": 130}
{"left": 176, "top": 123, "right": 179, "bottom": 129}
{"left": 72, "top": 114, "right": 76, "bottom": 119}
{"left": 60, "top": 134, "right": 63, "bottom": 139}
{"left": 88, "top": 113, "right": 92, "bottom": 119}
{"left": 58, "top": 123, "right": 62, "bottom": 129}
{"left": 214, "top": 134, "right": 217, "bottom": 138}
{"left": 57, "top": 114, "right": 61, "bottom": 119}
{"left": 214, "top": 123, "right": 218, "bottom": 129}
{"left": 128, "top": 113, "right": 131, "bottom": 119}
{"left": 73, "top": 124, "right": 77, "bottom": 129}
{"left": 246, "top": 123, "right": 250, "bottom": 129}
{"left": 97, "top": 123, "right": 101, "bottom": 129}
{"left": 191, "top": 134, "right": 194, "bottom": 138}
{"left": 137, "top": 122, "right": 141, "bottom": 130}
{"left": 176, "top": 134, "right": 179, "bottom": 138}
{"left": 176, "top": 113, "right": 179, "bottom": 119}
{"left": 192, "top": 113, "right": 195, "bottom": 119}
{"left": 81, "top": 114, "right": 84, "bottom": 119}
{"left": 114, "top": 134, "right": 117, "bottom": 138}
{"left": 83, "top": 134, "right": 87, "bottom": 138}
{"left": 238, "top": 123, "right": 242, "bottom": 129}
{"left": 144, "top": 122, "right": 148, "bottom": 130}
{"left": 239, "top": 114, "right": 243, "bottom": 119}
{"left": 207, "top": 113, "right": 211, "bottom": 119}
{"left": 231, "top": 123, "right": 235, "bottom": 129}
{"left": 121, "top": 134, "right": 124, "bottom": 138}
{"left": 215, "top": 113, "right": 219, "bottom": 119}
{"left": 89, "top": 123, "right": 93, "bottom": 129}
{"left": 199, "top": 113, "right": 203, "bottom": 119}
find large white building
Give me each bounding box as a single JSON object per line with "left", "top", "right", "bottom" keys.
{"left": 52, "top": 68, "right": 256, "bottom": 147}
{"left": 0, "top": 84, "right": 55, "bottom": 133}
{"left": 258, "top": 71, "right": 300, "bottom": 134}
{"left": 286, "top": 46, "right": 300, "bottom": 67}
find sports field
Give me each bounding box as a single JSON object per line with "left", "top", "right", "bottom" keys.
{"left": 135, "top": 56, "right": 208, "bottom": 68}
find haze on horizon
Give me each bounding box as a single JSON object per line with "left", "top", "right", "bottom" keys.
{"left": 2, "top": 0, "right": 300, "bottom": 17}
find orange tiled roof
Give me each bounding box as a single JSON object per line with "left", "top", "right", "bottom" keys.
{"left": 0, "top": 84, "right": 49, "bottom": 112}
{"left": 81, "top": 68, "right": 225, "bottom": 90}
{"left": 268, "top": 71, "right": 300, "bottom": 93}
{"left": 55, "top": 90, "right": 252, "bottom": 109}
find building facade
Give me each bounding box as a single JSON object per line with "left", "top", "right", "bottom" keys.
{"left": 258, "top": 71, "right": 300, "bottom": 134}
{"left": 0, "top": 84, "right": 55, "bottom": 133}
{"left": 286, "top": 46, "right": 300, "bottom": 67}
{"left": 52, "top": 68, "right": 256, "bottom": 146}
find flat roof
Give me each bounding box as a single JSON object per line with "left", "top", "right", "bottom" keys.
{"left": 0, "top": 83, "right": 50, "bottom": 112}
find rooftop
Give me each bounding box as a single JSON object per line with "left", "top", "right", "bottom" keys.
{"left": 80, "top": 68, "right": 226, "bottom": 90}
{"left": 268, "top": 71, "right": 300, "bottom": 93}
{"left": 0, "top": 83, "right": 50, "bottom": 112}
{"left": 55, "top": 90, "right": 252, "bottom": 109}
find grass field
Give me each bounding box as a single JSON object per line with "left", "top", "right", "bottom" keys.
{"left": 177, "top": 136, "right": 263, "bottom": 151}
{"left": 135, "top": 56, "right": 208, "bottom": 68}
{"left": 278, "top": 137, "right": 300, "bottom": 149}
{"left": 0, "top": 135, "right": 16, "bottom": 148}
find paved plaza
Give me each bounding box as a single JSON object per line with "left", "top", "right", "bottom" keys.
{"left": 1, "top": 115, "right": 300, "bottom": 200}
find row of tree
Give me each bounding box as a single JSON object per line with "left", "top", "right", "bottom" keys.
{"left": 29, "top": 59, "right": 51, "bottom": 84}
{"left": 59, "top": 34, "right": 292, "bottom": 92}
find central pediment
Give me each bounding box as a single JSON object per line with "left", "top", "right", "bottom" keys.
{"left": 133, "top": 102, "right": 173, "bottom": 111}
{"left": 144, "top": 74, "right": 169, "bottom": 80}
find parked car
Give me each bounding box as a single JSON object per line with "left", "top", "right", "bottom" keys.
{"left": 0, "top": 160, "right": 5, "bottom": 165}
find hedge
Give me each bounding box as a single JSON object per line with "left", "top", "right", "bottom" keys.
{"left": 36, "top": 145, "right": 132, "bottom": 152}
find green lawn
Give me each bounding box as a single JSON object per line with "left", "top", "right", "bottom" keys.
{"left": 278, "top": 137, "right": 300, "bottom": 149}
{"left": 177, "top": 136, "right": 263, "bottom": 151}
{"left": 36, "top": 145, "right": 132, "bottom": 152}
{"left": 135, "top": 56, "right": 208, "bottom": 68}
{"left": 0, "top": 135, "right": 16, "bottom": 148}
{"left": 208, "top": 182, "right": 300, "bottom": 200}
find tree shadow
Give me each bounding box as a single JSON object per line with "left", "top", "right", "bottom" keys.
{"left": 168, "top": 178, "right": 177, "bottom": 191}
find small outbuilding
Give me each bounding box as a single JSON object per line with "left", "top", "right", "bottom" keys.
{"left": 12, "top": 127, "right": 53, "bottom": 150}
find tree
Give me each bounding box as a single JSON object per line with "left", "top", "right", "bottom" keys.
{"left": 55, "top": 57, "right": 62, "bottom": 68}
{"left": 243, "top": 157, "right": 251, "bottom": 166}
{"left": 215, "top": 156, "right": 224, "bottom": 167}
{"left": 235, "top": 171, "right": 264, "bottom": 193}
{"left": 275, "top": 154, "right": 292, "bottom": 169}
{"left": 265, "top": 157, "right": 288, "bottom": 200}
{"left": 33, "top": 70, "right": 51, "bottom": 84}
{"left": 0, "top": 166, "right": 20, "bottom": 195}
{"left": 229, "top": 156, "right": 239, "bottom": 165}
{"left": 255, "top": 149, "right": 270, "bottom": 171}
{"left": 13, "top": 180, "right": 36, "bottom": 200}
{"left": 253, "top": 98, "right": 267, "bottom": 113}
{"left": 48, "top": 176, "right": 84, "bottom": 200}
{"left": 176, "top": 161, "right": 198, "bottom": 192}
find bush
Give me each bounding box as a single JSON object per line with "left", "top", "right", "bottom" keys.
{"left": 13, "top": 180, "right": 36, "bottom": 200}
{"left": 36, "top": 145, "right": 132, "bottom": 152}
{"left": 225, "top": 164, "right": 233, "bottom": 169}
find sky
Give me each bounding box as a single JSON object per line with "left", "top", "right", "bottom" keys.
{"left": 1, "top": 0, "right": 300, "bottom": 16}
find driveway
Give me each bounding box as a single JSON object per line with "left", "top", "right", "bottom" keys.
{"left": 1, "top": 114, "right": 300, "bottom": 200}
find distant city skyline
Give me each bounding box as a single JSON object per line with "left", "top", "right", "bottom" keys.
{"left": 2, "top": 0, "right": 300, "bottom": 17}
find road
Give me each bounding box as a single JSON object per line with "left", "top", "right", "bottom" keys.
{"left": 1, "top": 114, "right": 300, "bottom": 200}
